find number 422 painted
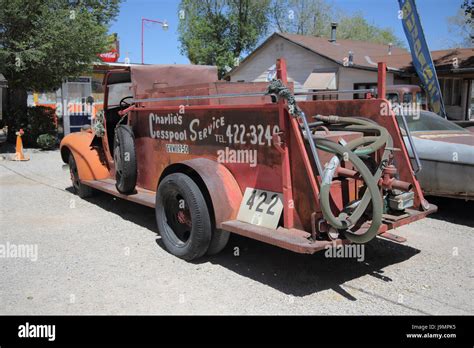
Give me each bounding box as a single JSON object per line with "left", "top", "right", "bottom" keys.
{"left": 237, "top": 188, "right": 284, "bottom": 229}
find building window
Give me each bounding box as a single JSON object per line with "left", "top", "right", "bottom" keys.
{"left": 312, "top": 93, "right": 338, "bottom": 101}
{"left": 353, "top": 83, "right": 377, "bottom": 99}
{"left": 440, "top": 77, "right": 462, "bottom": 106}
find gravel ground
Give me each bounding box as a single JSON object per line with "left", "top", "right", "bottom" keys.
{"left": 0, "top": 149, "right": 473, "bottom": 315}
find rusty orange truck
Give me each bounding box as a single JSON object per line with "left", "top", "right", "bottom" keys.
{"left": 60, "top": 58, "right": 436, "bottom": 260}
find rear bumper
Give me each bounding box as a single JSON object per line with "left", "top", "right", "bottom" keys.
{"left": 222, "top": 204, "right": 438, "bottom": 254}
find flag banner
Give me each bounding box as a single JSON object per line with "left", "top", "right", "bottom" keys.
{"left": 398, "top": 0, "right": 447, "bottom": 117}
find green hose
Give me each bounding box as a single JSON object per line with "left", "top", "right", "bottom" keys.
{"left": 312, "top": 115, "right": 394, "bottom": 244}
{"left": 263, "top": 77, "right": 392, "bottom": 244}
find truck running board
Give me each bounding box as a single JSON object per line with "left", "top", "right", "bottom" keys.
{"left": 221, "top": 220, "right": 350, "bottom": 254}
{"left": 82, "top": 178, "right": 156, "bottom": 208}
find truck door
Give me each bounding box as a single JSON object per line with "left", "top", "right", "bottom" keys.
{"left": 101, "top": 70, "right": 132, "bottom": 165}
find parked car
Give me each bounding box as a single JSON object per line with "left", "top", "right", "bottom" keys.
{"left": 397, "top": 110, "right": 474, "bottom": 200}
{"left": 386, "top": 84, "right": 427, "bottom": 110}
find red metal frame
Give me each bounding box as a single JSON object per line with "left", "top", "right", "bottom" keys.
{"left": 276, "top": 59, "right": 295, "bottom": 228}
{"left": 378, "top": 62, "right": 387, "bottom": 99}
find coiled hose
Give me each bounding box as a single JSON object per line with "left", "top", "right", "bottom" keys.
{"left": 313, "top": 115, "right": 394, "bottom": 244}
{"left": 265, "top": 80, "right": 393, "bottom": 243}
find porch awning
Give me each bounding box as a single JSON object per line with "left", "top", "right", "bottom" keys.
{"left": 303, "top": 72, "right": 336, "bottom": 90}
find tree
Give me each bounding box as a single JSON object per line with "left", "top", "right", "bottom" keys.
{"left": 178, "top": 0, "right": 271, "bottom": 77}
{"left": 462, "top": 0, "right": 473, "bottom": 24}
{"left": 270, "top": 0, "right": 332, "bottom": 36}
{"left": 0, "top": 0, "right": 121, "bottom": 141}
{"left": 446, "top": 1, "right": 473, "bottom": 48}
{"left": 269, "top": 0, "right": 404, "bottom": 47}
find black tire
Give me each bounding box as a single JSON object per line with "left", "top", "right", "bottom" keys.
{"left": 206, "top": 228, "right": 230, "bottom": 255}
{"left": 155, "top": 173, "right": 212, "bottom": 260}
{"left": 113, "top": 125, "right": 137, "bottom": 194}
{"left": 68, "top": 153, "right": 94, "bottom": 198}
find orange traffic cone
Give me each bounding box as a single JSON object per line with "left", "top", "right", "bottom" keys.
{"left": 11, "top": 129, "right": 29, "bottom": 161}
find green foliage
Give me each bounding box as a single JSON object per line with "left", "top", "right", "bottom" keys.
{"left": 462, "top": 0, "right": 473, "bottom": 24}
{"left": 0, "top": 0, "right": 122, "bottom": 91}
{"left": 11, "top": 106, "right": 57, "bottom": 147}
{"left": 37, "top": 133, "right": 57, "bottom": 150}
{"left": 179, "top": 0, "right": 406, "bottom": 76}
{"left": 178, "top": 0, "right": 271, "bottom": 77}
{"left": 270, "top": 1, "right": 404, "bottom": 47}
{"left": 447, "top": 5, "right": 473, "bottom": 48}
{"left": 270, "top": 0, "right": 332, "bottom": 36}
{"left": 92, "top": 110, "right": 105, "bottom": 137}
{"left": 79, "top": 0, "right": 123, "bottom": 26}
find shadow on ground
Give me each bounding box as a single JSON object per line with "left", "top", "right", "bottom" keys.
{"left": 426, "top": 196, "right": 474, "bottom": 228}
{"left": 81, "top": 188, "right": 421, "bottom": 299}
{"left": 0, "top": 142, "right": 16, "bottom": 154}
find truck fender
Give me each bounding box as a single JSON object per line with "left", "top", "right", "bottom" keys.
{"left": 60, "top": 131, "right": 110, "bottom": 181}
{"left": 161, "top": 158, "right": 243, "bottom": 228}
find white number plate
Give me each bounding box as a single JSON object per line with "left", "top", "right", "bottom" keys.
{"left": 236, "top": 188, "right": 284, "bottom": 229}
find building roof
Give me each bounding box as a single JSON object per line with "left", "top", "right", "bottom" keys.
{"left": 372, "top": 48, "right": 474, "bottom": 72}
{"left": 277, "top": 32, "right": 409, "bottom": 70}
{"left": 229, "top": 32, "right": 410, "bottom": 77}
{"left": 229, "top": 32, "right": 473, "bottom": 78}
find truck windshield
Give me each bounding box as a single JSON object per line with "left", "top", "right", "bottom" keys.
{"left": 397, "top": 111, "right": 468, "bottom": 133}
{"left": 416, "top": 91, "right": 426, "bottom": 106}
{"left": 402, "top": 93, "right": 413, "bottom": 104}
{"left": 107, "top": 82, "right": 132, "bottom": 108}
{"left": 387, "top": 93, "right": 399, "bottom": 105}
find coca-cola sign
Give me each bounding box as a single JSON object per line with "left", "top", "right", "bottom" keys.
{"left": 98, "top": 33, "right": 119, "bottom": 63}
{"left": 99, "top": 48, "right": 119, "bottom": 62}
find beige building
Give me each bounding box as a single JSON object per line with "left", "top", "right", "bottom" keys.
{"left": 227, "top": 31, "right": 473, "bottom": 120}
{"left": 227, "top": 31, "right": 409, "bottom": 101}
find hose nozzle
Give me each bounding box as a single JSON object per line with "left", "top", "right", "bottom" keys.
{"left": 314, "top": 114, "right": 340, "bottom": 123}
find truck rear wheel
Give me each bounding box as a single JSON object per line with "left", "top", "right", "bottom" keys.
{"left": 113, "top": 125, "right": 137, "bottom": 194}
{"left": 155, "top": 173, "right": 212, "bottom": 260}
{"left": 207, "top": 229, "right": 230, "bottom": 255}
{"left": 68, "top": 153, "right": 94, "bottom": 198}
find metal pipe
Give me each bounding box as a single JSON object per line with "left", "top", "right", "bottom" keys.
{"left": 300, "top": 111, "right": 324, "bottom": 178}
{"left": 398, "top": 112, "right": 422, "bottom": 174}
{"left": 336, "top": 167, "right": 359, "bottom": 179}
{"left": 294, "top": 89, "right": 375, "bottom": 96}
{"left": 141, "top": 18, "right": 168, "bottom": 65}
{"left": 141, "top": 18, "right": 144, "bottom": 64}
{"left": 330, "top": 22, "right": 337, "bottom": 42}
{"left": 132, "top": 91, "right": 275, "bottom": 104}
{"left": 391, "top": 179, "right": 413, "bottom": 192}
{"left": 132, "top": 89, "right": 375, "bottom": 104}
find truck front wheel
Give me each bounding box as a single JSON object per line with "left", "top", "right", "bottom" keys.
{"left": 68, "top": 153, "right": 94, "bottom": 198}
{"left": 155, "top": 173, "right": 212, "bottom": 260}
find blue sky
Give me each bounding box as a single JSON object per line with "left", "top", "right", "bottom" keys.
{"left": 109, "top": 0, "right": 465, "bottom": 65}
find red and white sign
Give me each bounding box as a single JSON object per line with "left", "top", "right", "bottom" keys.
{"left": 98, "top": 48, "right": 119, "bottom": 63}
